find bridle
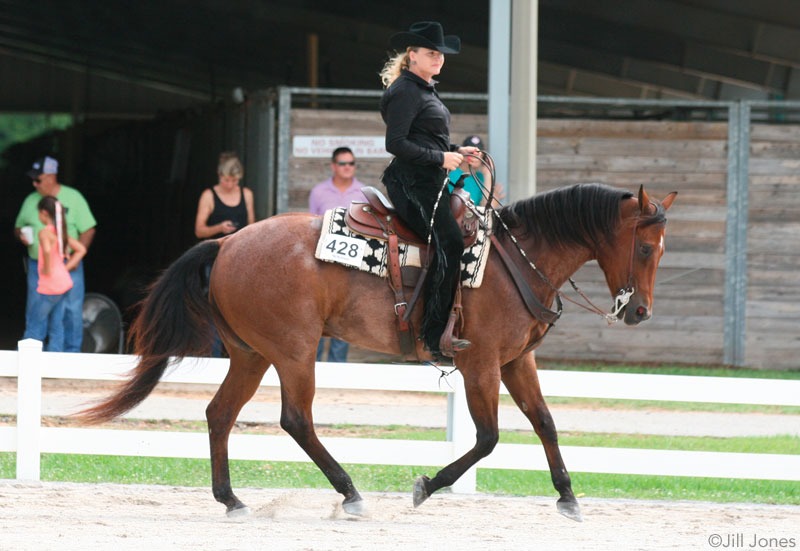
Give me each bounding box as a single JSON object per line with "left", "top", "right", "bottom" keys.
{"left": 564, "top": 216, "right": 638, "bottom": 325}
{"left": 463, "top": 151, "right": 640, "bottom": 326}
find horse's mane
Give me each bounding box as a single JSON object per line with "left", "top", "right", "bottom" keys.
{"left": 496, "top": 183, "right": 635, "bottom": 250}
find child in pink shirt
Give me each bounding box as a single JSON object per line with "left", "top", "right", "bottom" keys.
{"left": 22, "top": 196, "right": 87, "bottom": 351}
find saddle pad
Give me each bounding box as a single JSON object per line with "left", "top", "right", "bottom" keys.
{"left": 314, "top": 207, "right": 493, "bottom": 288}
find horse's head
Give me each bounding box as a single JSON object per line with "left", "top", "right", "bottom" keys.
{"left": 597, "top": 185, "right": 677, "bottom": 325}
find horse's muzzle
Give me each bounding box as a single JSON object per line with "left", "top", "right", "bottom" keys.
{"left": 623, "top": 302, "right": 651, "bottom": 325}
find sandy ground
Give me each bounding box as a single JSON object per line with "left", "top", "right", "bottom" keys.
{"left": 0, "top": 481, "right": 798, "bottom": 551}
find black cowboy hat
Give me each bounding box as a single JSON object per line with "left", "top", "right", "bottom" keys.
{"left": 389, "top": 21, "right": 461, "bottom": 54}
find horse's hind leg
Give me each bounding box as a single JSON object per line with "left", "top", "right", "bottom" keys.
{"left": 276, "top": 361, "right": 365, "bottom": 516}
{"left": 206, "top": 347, "right": 269, "bottom": 517}
{"left": 501, "top": 352, "right": 582, "bottom": 522}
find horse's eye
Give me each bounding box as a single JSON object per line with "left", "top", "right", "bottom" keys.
{"left": 639, "top": 244, "right": 653, "bottom": 257}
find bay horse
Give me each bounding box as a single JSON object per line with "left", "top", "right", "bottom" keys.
{"left": 78, "top": 183, "right": 676, "bottom": 522}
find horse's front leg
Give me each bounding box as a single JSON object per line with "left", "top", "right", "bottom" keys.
{"left": 413, "top": 365, "right": 500, "bottom": 507}
{"left": 501, "top": 352, "right": 582, "bottom": 522}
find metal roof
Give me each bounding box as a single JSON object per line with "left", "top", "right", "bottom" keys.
{"left": 1, "top": 0, "right": 800, "bottom": 115}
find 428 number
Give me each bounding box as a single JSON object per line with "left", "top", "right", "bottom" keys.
{"left": 325, "top": 239, "right": 360, "bottom": 258}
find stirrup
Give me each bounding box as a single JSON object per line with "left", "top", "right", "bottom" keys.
{"left": 439, "top": 337, "right": 472, "bottom": 358}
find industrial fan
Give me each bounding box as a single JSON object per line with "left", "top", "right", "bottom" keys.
{"left": 81, "top": 292, "right": 124, "bottom": 353}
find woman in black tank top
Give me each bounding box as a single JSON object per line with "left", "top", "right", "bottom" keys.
{"left": 194, "top": 152, "right": 255, "bottom": 240}
{"left": 193, "top": 152, "right": 255, "bottom": 358}
{"left": 205, "top": 187, "right": 248, "bottom": 238}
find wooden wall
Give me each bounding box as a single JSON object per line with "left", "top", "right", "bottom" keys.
{"left": 534, "top": 120, "right": 729, "bottom": 365}
{"left": 288, "top": 109, "right": 799, "bottom": 369}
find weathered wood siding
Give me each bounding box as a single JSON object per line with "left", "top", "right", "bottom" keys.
{"left": 288, "top": 110, "right": 799, "bottom": 368}
{"left": 535, "top": 120, "right": 729, "bottom": 365}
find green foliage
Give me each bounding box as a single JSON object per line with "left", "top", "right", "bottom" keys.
{"left": 0, "top": 113, "right": 72, "bottom": 163}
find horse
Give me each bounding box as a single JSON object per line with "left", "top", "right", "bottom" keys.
{"left": 77, "top": 183, "right": 676, "bottom": 522}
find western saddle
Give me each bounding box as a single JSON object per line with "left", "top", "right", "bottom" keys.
{"left": 344, "top": 182, "right": 479, "bottom": 361}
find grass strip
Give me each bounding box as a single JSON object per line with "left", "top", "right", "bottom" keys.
{"left": 524, "top": 396, "right": 800, "bottom": 415}
{"left": 537, "top": 361, "right": 800, "bottom": 380}
{"left": 3, "top": 416, "right": 798, "bottom": 455}
{"left": 1, "top": 453, "right": 797, "bottom": 505}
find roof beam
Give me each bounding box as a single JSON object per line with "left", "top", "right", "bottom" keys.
{"left": 540, "top": 6, "right": 791, "bottom": 95}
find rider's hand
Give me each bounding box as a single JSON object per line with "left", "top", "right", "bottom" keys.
{"left": 442, "top": 151, "right": 464, "bottom": 171}
{"left": 457, "top": 146, "right": 482, "bottom": 168}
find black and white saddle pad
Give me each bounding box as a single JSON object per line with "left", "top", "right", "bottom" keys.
{"left": 314, "top": 207, "right": 493, "bottom": 288}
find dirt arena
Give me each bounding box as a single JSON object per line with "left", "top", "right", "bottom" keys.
{"left": 1, "top": 481, "right": 798, "bottom": 551}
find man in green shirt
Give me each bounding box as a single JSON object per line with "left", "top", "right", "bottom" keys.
{"left": 14, "top": 156, "right": 97, "bottom": 352}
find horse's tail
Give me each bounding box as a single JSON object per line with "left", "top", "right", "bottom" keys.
{"left": 76, "top": 240, "right": 222, "bottom": 424}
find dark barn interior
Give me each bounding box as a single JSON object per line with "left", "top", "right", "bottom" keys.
{"left": 2, "top": 0, "right": 800, "bottom": 350}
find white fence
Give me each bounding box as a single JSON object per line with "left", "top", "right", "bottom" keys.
{"left": 1, "top": 339, "right": 799, "bottom": 493}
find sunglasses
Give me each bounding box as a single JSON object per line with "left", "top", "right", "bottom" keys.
{"left": 336, "top": 161, "right": 356, "bottom": 166}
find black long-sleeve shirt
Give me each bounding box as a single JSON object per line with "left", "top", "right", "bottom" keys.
{"left": 380, "top": 70, "right": 458, "bottom": 167}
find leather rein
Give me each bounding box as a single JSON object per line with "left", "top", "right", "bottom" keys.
{"left": 465, "top": 152, "right": 638, "bottom": 346}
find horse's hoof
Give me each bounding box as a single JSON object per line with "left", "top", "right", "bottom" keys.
{"left": 342, "top": 497, "right": 369, "bottom": 517}
{"left": 226, "top": 505, "right": 251, "bottom": 518}
{"left": 412, "top": 476, "right": 431, "bottom": 508}
{"left": 557, "top": 498, "right": 583, "bottom": 522}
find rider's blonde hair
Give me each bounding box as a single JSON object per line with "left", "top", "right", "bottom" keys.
{"left": 379, "top": 47, "right": 418, "bottom": 88}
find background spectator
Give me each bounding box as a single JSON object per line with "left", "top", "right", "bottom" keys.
{"left": 308, "top": 146, "right": 365, "bottom": 362}
{"left": 22, "top": 196, "right": 87, "bottom": 350}
{"left": 14, "top": 156, "right": 97, "bottom": 352}
{"left": 194, "top": 151, "right": 254, "bottom": 357}
{"left": 194, "top": 152, "right": 254, "bottom": 240}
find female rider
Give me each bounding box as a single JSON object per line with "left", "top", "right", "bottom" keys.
{"left": 379, "top": 22, "right": 479, "bottom": 362}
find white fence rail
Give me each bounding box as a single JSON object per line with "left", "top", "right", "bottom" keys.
{"left": 1, "top": 339, "right": 799, "bottom": 492}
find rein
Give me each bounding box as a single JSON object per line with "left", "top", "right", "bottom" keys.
{"left": 465, "top": 151, "right": 637, "bottom": 326}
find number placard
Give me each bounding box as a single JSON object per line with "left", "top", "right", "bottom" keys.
{"left": 319, "top": 234, "right": 367, "bottom": 267}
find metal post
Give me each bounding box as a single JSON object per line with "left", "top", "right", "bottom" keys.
{"left": 723, "top": 101, "right": 750, "bottom": 366}
{"left": 508, "top": 0, "right": 539, "bottom": 201}
{"left": 488, "top": 0, "right": 511, "bottom": 190}
{"left": 248, "top": 91, "right": 277, "bottom": 219}
{"left": 17, "top": 339, "right": 43, "bottom": 480}
{"left": 265, "top": 98, "right": 276, "bottom": 217}
{"left": 276, "top": 86, "right": 292, "bottom": 214}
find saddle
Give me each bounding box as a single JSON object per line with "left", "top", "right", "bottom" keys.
{"left": 345, "top": 185, "right": 480, "bottom": 251}
{"left": 344, "top": 182, "right": 479, "bottom": 362}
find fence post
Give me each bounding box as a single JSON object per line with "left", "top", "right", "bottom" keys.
{"left": 447, "top": 370, "right": 476, "bottom": 493}
{"left": 723, "top": 100, "right": 750, "bottom": 367}
{"left": 276, "top": 86, "right": 291, "bottom": 214}
{"left": 16, "top": 339, "right": 43, "bottom": 480}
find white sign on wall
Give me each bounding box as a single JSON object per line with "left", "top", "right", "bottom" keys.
{"left": 292, "top": 136, "right": 390, "bottom": 158}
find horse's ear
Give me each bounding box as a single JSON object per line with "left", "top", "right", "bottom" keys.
{"left": 661, "top": 191, "right": 678, "bottom": 211}
{"left": 638, "top": 185, "right": 651, "bottom": 215}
